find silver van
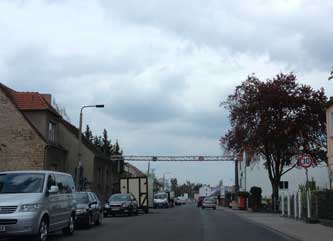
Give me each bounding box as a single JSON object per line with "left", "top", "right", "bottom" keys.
{"left": 0, "top": 170, "right": 76, "bottom": 241}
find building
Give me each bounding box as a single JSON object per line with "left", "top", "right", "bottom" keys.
{"left": 238, "top": 152, "right": 330, "bottom": 198}
{"left": 0, "top": 82, "right": 122, "bottom": 200}
{"left": 123, "top": 162, "right": 146, "bottom": 177}
{"left": 326, "top": 97, "right": 333, "bottom": 189}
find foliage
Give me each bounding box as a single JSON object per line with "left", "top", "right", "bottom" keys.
{"left": 84, "top": 125, "right": 124, "bottom": 173}
{"left": 329, "top": 66, "right": 333, "bottom": 80}
{"left": 221, "top": 73, "right": 327, "bottom": 211}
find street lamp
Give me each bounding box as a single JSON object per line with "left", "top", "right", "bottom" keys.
{"left": 76, "top": 104, "right": 104, "bottom": 190}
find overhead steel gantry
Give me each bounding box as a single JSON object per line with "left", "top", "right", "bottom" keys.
{"left": 110, "top": 155, "right": 235, "bottom": 162}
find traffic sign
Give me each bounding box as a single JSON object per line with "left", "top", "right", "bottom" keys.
{"left": 298, "top": 154, "right": 313, "bottom": 168}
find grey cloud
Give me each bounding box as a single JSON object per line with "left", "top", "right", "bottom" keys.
{"left": 98, "top": 0, "right": 333, "bottom": 70}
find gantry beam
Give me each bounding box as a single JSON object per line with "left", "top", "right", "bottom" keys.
{"left": 110, "top": 155, "right": 235, "bottom": 162}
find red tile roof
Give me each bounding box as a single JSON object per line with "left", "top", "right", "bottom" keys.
{"left": 0, "top": 83, "right": 59, "bottom": 115}
{"left": 10, "top": 92, "right": 50, "bottom": 110}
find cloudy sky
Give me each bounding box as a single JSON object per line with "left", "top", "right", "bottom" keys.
{"left": 1, "top": 0, "right": 332, "bottom": 186}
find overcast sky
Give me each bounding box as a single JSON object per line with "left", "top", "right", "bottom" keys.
{"left": 1, "top": 0, "right": 332, "bottom": 186}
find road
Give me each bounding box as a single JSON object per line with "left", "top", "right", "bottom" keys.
{"left": 7, "top": 204, "right": 295, "bottom": 241}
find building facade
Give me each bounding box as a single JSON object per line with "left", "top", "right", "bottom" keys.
{"left": 0, "top": 82, "right": 121, "bottom": 200}
{"left": 238, "top": 152, "right": 330, "bottom": 198}
{"left": 326, "top": 99, "right": 333, "bottom": 189}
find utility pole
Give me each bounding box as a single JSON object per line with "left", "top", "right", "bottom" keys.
{"left": 76, "top": 104, "right": 104, "bottom": 190}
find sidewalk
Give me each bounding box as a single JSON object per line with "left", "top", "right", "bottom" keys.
{"left": 219, "top": 207, "right": 333, "bottom": 241}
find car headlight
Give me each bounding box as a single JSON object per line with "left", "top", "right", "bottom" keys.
{"left": 104, "top": 204, "right": 110, "bottom": 208}
{"left": 20, "top": 204, "right": 41, "bottom": 212}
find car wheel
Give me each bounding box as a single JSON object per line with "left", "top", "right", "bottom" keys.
{"left": 34, "top": 216, "right": 49, "bottom": 241}
{"left": 63, "top": 214, "right": 75, "bottom": 235}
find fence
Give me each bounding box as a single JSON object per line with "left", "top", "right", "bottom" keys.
{"left": 280, "top": 190, "right": 333, "bottom": 221}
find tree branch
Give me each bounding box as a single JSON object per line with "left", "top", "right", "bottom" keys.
{"left": 281, "top": 163, "right": 297, "bottom": 176}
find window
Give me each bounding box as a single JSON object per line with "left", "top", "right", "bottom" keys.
{"left": 279, "top": 181, "right": 289, "bottom": 190}
{"left": 48, "top": 121, "right": 56, "bottom": 142}
{"left": 55, "top": 174, "right": 74, "bottom": 193}
{"left": 47, "top": 174, "right": 56, "bottom": 191}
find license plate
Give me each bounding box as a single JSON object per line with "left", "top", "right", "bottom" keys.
{"left": 111, "top": 207, "right": 120, "bottom": 211}
{"left": 0, "top": 226, "right": 6, "bottom": 232}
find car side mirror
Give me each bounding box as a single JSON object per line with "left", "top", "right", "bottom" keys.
{"left": 89, "top": 201, "right": 97, "bottom": 208}
{"left": 48, "top": 185, "right": 59, "bottom": 194}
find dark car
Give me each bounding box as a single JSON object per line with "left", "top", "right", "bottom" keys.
{"left": 197, "top": 196, "right": 205, "bottom": 208}
{"left": 104, "top": 193, "right": 138, "bottom": 217}
{"left": 75, "top": 192, "right": 103, "bottom": 227}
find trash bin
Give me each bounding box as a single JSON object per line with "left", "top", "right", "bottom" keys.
{"left": 239, "top": 196, "right": 247, "bottom": 210}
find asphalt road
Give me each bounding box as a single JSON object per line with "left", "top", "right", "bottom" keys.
{"left": 6, "top": 204, "right": 295, "bottom": 241}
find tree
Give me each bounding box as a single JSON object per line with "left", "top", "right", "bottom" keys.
{"left": 84, "top": 125, "right": 93, "bottom": 142}
{"left": 102, "top": 129, "right": 112, "bottom": 156}
{"left": 170, "top": 178, "right": 178, "bottom": 193}
{"left": 221, "top": 73, "right": 327, "bottom": 211}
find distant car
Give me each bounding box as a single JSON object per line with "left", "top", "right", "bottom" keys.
{"left": 202, "top": 197, "right": 217, "bottom": 210}
{"left": 197, "top": 196, "right": 206, "bottom": 207}
{"left": 175, "top": 198, "right": 182, "bottom": 206}
{"left": 75, "top": 192, "right": 103, "bottom": 227}
{"left": 105, "top": 193, "right": 138, "bottom": 216}
{"left": 154, "top": 192, "right": 169, "bottom": 208}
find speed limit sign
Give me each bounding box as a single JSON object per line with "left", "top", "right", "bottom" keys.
{"left": 298, "top": 154, "right": 313, "bottom": 168}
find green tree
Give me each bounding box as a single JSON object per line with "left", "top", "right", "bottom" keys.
{"left": 84, "top": 125, "right": 93, "bottom": 142}
{"left": 221, "top": 73, "right": 327, "bottom": 211}
{"left": 102, "top": 129, "right": 112, "bottom": 156}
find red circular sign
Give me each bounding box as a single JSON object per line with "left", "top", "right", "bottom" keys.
{"left": 298, "top": 154, "right": 313, "bottom": 168}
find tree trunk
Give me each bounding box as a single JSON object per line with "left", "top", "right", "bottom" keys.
{"left": 271, "top": 180, "right": 280, "bottom": 212}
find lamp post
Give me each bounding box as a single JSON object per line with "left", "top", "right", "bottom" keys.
{"left": 76, "top": 104, "right": 104, "bottom": 190}
{"left": 162, "top": 172, "right": 172, "bottom": 191}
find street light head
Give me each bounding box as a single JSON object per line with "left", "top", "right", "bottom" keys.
{"left": 95, "top": 104, "right": 105, "bottom": 108}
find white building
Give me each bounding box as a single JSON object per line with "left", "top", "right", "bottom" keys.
{"left": 238, "top": 152, "right": 330, "bottom": 198}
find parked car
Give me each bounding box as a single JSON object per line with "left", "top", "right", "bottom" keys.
{"left": 75, "top": 192, "right": 103, "bottom": 227}
{"left": 197, "top": 196, "right": 206, "bottom": 208}
{"left": 153, "top": 192, "right": 169, "bottom": 208}
{"left": 104, "top": 193, "right": 138, "bottom": 216}
{"left": 0, "top": 170, "right": 76, "bottom": 241}
{"left": 201, "top": 197, "right": 217, "bottom": 210}
{"left": 175, "top": 197, "right": 182, "bottom": 206}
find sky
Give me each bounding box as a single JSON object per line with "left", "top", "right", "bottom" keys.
{"left": 0, "top": 0, "right": 332, "bottom": 186}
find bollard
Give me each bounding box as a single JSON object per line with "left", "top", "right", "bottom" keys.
{"left": 294, "top": 192, "right": 297, "bottom": 219}
{"left": 281, "top": 193, "right": 285, "bottom": 216}
{"left": 287, "top": 193, "right": 291, "bottom": 217}
{"left": 307, "top": 189, "right": 311, "bottom": 219}
{"left": 298, "top": 190, "right": 302, "bottom": 219}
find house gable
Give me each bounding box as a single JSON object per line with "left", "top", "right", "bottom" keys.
{"left": 0, "top": 84, "right": 46, "bottom": 171}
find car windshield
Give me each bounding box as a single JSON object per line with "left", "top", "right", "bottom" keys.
{"left": 75, "top": 193, "right": 89, "bottom": 204}
{"left": 154, "top": 193, "right": 167, "bottom": 199}
{"left": 0, "top": 173, "right": 45, "bottom": 194}
{"left": 110, "top": 194, "right": 129, "bottom": 202}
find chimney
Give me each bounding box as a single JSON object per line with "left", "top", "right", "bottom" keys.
{"left": 42, "top": 94, "right": 52, "bottom": 105}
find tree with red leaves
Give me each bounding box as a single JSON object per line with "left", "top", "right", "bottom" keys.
{"left": 221, "top": 73, "right": 327, "bottom": 211}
